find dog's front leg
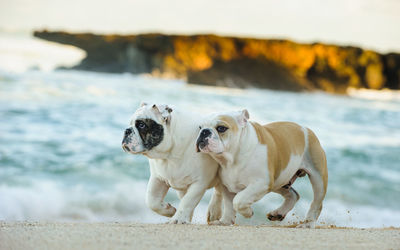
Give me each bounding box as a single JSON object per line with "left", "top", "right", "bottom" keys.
{"left": 146, "top": 175, "right": 176, "bottom": 217}
{"left": 168, "top": 182, "right": 207, "bottom": 224}
{"left": 233, "top": 180, "right": 269, "bottom": 218}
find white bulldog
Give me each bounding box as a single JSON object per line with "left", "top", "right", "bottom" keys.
{"left": 122, "top": 103, "right": 222, "bottom": 224}
{"left": 196, "top": 110, "right": 328, "bottom": 228}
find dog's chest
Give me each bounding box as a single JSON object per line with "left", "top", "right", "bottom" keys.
{"left": 219, "top": 167, "right": 247, "bottom": 193}
{"left": 218, "top": 144, "right": 270, "bottom": 193}
{"left": 153, "top": 161, "right": 192, "bottom": 190}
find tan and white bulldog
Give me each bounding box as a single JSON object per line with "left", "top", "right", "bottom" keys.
{"left": 196, "top": 110, "right": 328, "bottom": 228}
{"left": 122, "top": 103, "right": 222, "bottom": 224}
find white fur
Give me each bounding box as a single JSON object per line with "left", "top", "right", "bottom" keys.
{"left": 273, "top": 154, "right": 303, "bottom": 188}
{"left": 124, "top": 104, "right": 221, "bottom": 224}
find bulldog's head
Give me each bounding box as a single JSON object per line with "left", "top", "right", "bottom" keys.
{"left": 122, "top": 102, "right": 173, "bottom": 156}
{"left": 196, "top": 109, "right": 249, "bottom": 155}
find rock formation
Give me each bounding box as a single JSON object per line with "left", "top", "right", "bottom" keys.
{"left": 34, "top": 30, "right": 400, "bottom": 93}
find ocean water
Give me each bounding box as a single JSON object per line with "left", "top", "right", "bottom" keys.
{"left": 0, "top": 32, "right": 400, "bottom": 228}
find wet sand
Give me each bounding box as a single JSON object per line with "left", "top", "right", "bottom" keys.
{"left": 1, "top": 222, "right": 399, "bottom": 250}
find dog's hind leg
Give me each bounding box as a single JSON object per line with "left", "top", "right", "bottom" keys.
{"left": 267, "top": 187, "right": 299, "bottom": 221}
{"left": 209, "top": 184, "right": 236, "bottom": 225}
{"left": 298, "top": 129, "right": 328, "bottom": 228}
{"left": 298, "top": 169, "right": 325, "bottom": 228}
{"left": 207, "top": 183, "right": 223, "bottom": 223}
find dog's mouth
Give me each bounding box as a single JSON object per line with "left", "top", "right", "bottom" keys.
{"left": 122, "top": 144, "right": 131, "bottom": 152}
{"left": 197, "top": 141, "right": 207, "bottom": 151}
{"left": 196, "top": 137, "right": 225, "bottom": 154}
{"left": 196, "top": 137, "right": 210, "bottom": 153}
{"left": 197, "top": 141, "right": 223, "bottom": 154}
{"left": 122, "top": 143, "right": 145, "bottom": 154}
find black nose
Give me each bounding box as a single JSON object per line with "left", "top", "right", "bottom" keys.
{"left": 200, "top": 129, "right": 211, "bottom": 138}
{"left": 125, "top": 128, "right": 133, "bottom": 136}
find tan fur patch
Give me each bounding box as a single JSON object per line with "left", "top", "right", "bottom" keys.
{"left": 217, "top": 115, "right": 239, "bottom": 133}
{"left": 251, "top": 121, "right": 305, "bottom": 189}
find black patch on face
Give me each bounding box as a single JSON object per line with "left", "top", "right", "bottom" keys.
{"left": 135, "top": 118, "right": 164, "bottom": 150}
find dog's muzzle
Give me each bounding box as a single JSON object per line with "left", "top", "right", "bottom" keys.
{"left": 122, "top": 127, "right": 146, "bottom": 154}
{"left": 196, "top": 129, "right": 212, "bottom": 152}
{"left": 122, "top": 127, "right": 133, "bottom": 152}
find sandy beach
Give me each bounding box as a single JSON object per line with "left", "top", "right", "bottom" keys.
{"left": 1, "top": 222, "right": 399, "bottom": 250}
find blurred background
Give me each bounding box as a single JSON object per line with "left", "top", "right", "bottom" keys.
{"left": 0, "top": 0, "right": 399, "bottom": 228}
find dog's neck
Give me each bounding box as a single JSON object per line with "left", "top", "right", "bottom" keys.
{"left": 211, "top": 122, "right": 256, "bottom": 168}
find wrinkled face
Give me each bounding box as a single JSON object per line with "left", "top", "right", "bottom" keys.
{"left": 122, "top": 103, "right": 172, "bottom": 154}
{"left": 196, "top": 110, "right": 249, "bottom": 154}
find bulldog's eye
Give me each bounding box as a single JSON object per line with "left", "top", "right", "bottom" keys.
{"left": 216, "top": 126, "right": 228, "bottom": 133}
{"left": 136, "top": 121, "right": 146, "bottom": 130}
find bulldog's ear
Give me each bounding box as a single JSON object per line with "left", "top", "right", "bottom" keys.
{"left": 152, "top": 104, "right": 173, "bottom": 124}
{"left": 236, "top": 109, "right": 249, "bottom": 127}
{"left": 140, "top": 102, "right": 148, "bottom": 107}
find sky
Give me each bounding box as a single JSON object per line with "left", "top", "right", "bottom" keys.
{"left": 1, "top": 0, "right": 400, "bottom": 53}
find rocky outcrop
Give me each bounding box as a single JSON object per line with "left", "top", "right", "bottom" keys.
{"left": 34, "top": 30, "right": 400, "bottom": 93}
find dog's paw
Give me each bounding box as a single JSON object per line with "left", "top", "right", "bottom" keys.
{"left": 164, "top": 203, "right": 177, "bottom": 217}
{"left": 208, "top": 219, "right": 234, "bottom": 226}
{"left": 267, "top": 212, "right": 286, "bottom": 221}
{"left": 167, "top": 219, "right": 189, "bottom": 224}
{"left": 296, "top": 221, "right": 316, "bottom": 229}
{"left": 207, "top": 204, "right": 222, "bottom": 223}
{"left": 167, "top": 215, "right": 191, "bottom": 225}
{"left": 238, "top": 207, "right": 254, "bottom": 218}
